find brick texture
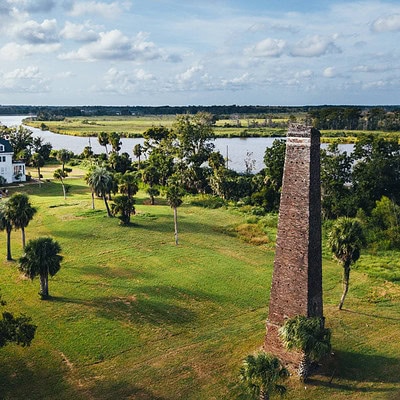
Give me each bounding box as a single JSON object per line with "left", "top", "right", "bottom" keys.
{"left": 264, "top": 124, "right": 323, "bottom": 366}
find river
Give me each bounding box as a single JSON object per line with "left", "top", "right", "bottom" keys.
{"left": 0, "top": 115, "right": 352, "bottom": 173}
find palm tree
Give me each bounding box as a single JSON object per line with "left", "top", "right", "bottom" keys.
{"left": 133, "top": 143, "right": 143, "bottom": 170}
{"left": 31, "top": 152, "right": 44, "bottom": 184}
{"left": 239, "top": 351, "right": 289, "bottom": 400}
{"left": 166, "top": 183, "right": 184, "bottom": 245}
{"left": 111, "top": 195, "right": 135, "bottom": 225}
{"left": 85, "top": 167, "right": 113, "bottom": 216}
{"left": 56, "top": 149, "right": 72, "bottom": 173}
{"left": 279, "top": 316, "right": 331, "bottom": 381}
{"left": 0, "top": 290, "right": 36, "bottom": 347}
{"left": 53, "top": 168, "right": 70, "bottom": 200}
{"left": 4, "top": 193, "right": 37, "bottom": 248}
{"left": 98, "top": 131, "right": 109, "bottom": 155}
{"left": 118, "top": 171, "right": 139, "bottom": 199}
{"left": 19, "top": 237, "right": 63, "bottom": 299}
{"left": 0, "top": 202, "right": 13, "bottom": 261}
{"left": 328, "top": 217, "right": 366, "bottom": 310}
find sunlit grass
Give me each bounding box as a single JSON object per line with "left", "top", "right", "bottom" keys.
{"left": 0, "top": 175, "right": 399, "bottom": 399}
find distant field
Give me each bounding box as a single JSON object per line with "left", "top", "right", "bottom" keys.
{"left": 24, "top": 115, "right": 400, "bottom": 143}
{"left": 0, "top": 168, "right": 399, "bottom": 399}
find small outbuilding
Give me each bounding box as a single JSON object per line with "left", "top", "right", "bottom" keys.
{"left": 0, "top": 138, "right": 26, "bottom": 183}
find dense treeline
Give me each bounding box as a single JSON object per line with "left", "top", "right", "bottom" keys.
{"left": 310, "top": 107, "right": 400, "bottom": 131}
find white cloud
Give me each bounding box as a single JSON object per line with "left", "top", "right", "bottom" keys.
{"left": 372, "top": 14, "right": 400, "bottom": 32}
{"left": 12, "top": 19, "right": 59, "bottom": 44}
{"left": 59, "top": 30, "right": 163, "bottom": 61}
{"left": 61, "top": 21, "right": 100, "bottom": 42}
{"left": 176, "top": 65, "right": 204, "bottom": 82}
{"left": 323, "top": 67, "right": 337, "bottom": 78}
{"left": 221, "top": 73, "right": 251, "bottom": 89}
{"left": 135, "top": 69, "right": 153, "bottom": 81}
{"left": 67, "top": 1, "right": 130, "bottom": 18}
{"left": 294, "top": 70, "right": 313, "bottom": 79}
{"left": 245, "top": 38, "right": 286, "bottom": 58}
{"left": 0, "top": 42, "right": 60, "bottom": 60}
{"left": 0, "top": 66, "right": 50, "bottom": 92}
{"left": 291, "top": 35, "right": 341, "bottom": 57}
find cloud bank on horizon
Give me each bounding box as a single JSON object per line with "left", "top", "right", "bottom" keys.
{"left": 0, "top": 0, "right": 399, "bottom": 106}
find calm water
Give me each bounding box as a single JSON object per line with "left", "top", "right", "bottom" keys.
{"left": 0, "top": 115, "right": 352, "bottom": 173}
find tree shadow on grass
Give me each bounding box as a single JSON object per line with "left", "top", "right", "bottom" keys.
{"left": 307, "top": 349, "right": 400, "bottom": 396}
{"left": 342, "top": 308, "right": 400, "bottom": 322}
{"left": 49, "top": 284, "right": 222, "bottom": 327}
{"left": 0, "top": 354, "right": 81, "bottom": 400}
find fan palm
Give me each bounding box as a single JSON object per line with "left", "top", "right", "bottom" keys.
{"left": 85, "top": 167, "right": 113, "bottom": 216}
{"left": 4, "top": 193, "right": 36, "bottom": 248}
{"left": 279, "top": 316, "right": 331, "bottom": 381}
{"left": 239, "top": 351, "right": 289, "bottom": 400}
{"left": 111, "top": 195, "right": 135, "bottom": 225}
{"left": 0, "top": 202, "right": 13, "bottom": 261}
{"left": 19, "top": 237, "right": 63, "bottom": 299}
{"left": 328, "top": 217, "right": 366, "bottom": 310}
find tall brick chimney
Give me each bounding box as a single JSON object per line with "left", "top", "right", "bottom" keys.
{"left": 264, "top": 124, "right": 323, "bottom": 365}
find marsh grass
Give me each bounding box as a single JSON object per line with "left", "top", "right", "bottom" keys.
{"left": 0, "top": 176, "right": 399, "bottom": 399}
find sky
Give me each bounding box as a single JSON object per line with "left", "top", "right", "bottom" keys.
{"left": 0, "top": 0, "right": 399, "bottom": 106}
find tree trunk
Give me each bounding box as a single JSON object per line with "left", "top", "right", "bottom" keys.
{"left": 61, "top": 180, "right": 66, "bottom": 200}
{"left": 21, "top": 227, "right": 26, "bottom": 249}
{"left": 260, "top": 389, "right": 269, "bottom": 400}
{"left": 40, "top": 273, "right": 49, "bottom": 299}
{"left": 6, "top": 225, "right": 12, "bottom": 261}
{"left": 339, "top": 263, "right": 351, "bottom": 310}
{"left": 298, "top": 353, "right": 310, "bottom": 382}
{"left": 173, "top": 207, "right": 179, "bottom": 245}
{"left": 37, "top": 167, "right": 41, "bottom": 187}
{"left": 103, "top": 196, "right": 112, "bottom": 217}
{"left": 91, "top": 190, "right": 95, "bottom": 209}
{"left": 150, "top": 194, "right": 155, "bottom": 205}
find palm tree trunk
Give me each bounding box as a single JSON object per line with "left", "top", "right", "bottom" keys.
{"left": 37, "top": 167, "right": 41, "bottom": 187}
{"left": 339, "top": 264, "right": 351, "bottom": 310}
{"left": 260, "top": 389, "right": 269, "bottom": 400}
{"left": 298, "top": 353, "right": 310, "bottom": 382}
{"left": 173, "top": 207, "right": 179, "bottom": 245}
{"left": 6, "top": 225, "right": 12, "bottom": 261}
{"left": 61, "top": 180, "right": 66, "bottom": 200}
{"left": 91, "top": 190, "right": 95, "bottom": 209}
{"left": 39, "top": 273, "right": 49, "bottom": 299}
{"left": 103, "top": 196, "right": 112, "bottom": 217}
{"left": 21, "top": 227, "right": 26, "bottom": 248}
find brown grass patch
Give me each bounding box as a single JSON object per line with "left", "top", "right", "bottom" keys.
{"left": 235, "top": 223, "right": 269, "bottom": 245}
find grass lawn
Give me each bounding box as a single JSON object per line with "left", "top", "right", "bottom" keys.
{"left": 0, "top": 171, "right": 399, "bottom": 399}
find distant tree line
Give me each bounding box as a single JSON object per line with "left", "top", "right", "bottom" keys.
{"left": 310, "top": 106, "right": 400, "bottom": 131}
{"left": 2, "top": 105, "right": 400, "bottom": 131}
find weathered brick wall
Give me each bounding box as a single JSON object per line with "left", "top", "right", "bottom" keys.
{"left": 264, "top": 124, "right": 323, "bottom": 365}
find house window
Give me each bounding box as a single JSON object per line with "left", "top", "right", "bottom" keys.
{"left": 0, "top": 156, "right": 5, "bottom": 162}
{"left": 0, "top": 145, "right": 4, "bottom": 152}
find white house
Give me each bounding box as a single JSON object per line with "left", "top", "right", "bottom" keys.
{"left": 0, "top": 138, "right": 26, "bottom": 183}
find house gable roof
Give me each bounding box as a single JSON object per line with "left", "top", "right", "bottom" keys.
{"left": 0, "top": 138, "right": 14, "bottom": 153}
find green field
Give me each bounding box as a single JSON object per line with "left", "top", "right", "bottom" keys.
{"left": 23, "top": 116, "right": 289, "bottom": 138}
{"left": 0, "top": 169, "right": 399, "bottom": 399}
{"left": 24, "top": 115, "right": 400, "bottom": 143}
